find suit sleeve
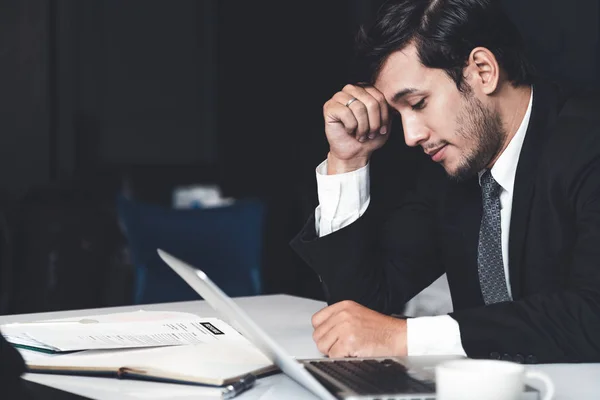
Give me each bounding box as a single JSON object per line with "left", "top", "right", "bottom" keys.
{"left": 290, "top": 165, "right": 446, "bottom": 314}
{"left": 452, "top": 119, "right": 600, "bottom": 363}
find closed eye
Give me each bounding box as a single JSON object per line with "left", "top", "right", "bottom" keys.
{"left": 411, "top": 98, "right": 426, "bottom": 111}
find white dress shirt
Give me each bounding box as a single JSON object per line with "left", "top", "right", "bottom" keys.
{"left": 314, "top": 89, "right": 534, "bottom": 356}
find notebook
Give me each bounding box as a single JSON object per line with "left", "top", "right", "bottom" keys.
{"left": 20, "top": 340, "right": 275, "bottom": 387}
{"left": 3, "top": 311, "right": 278, "bottom": 396}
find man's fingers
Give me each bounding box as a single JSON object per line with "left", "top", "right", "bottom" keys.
{"left": 312, "top": 304, "right": 337, "bottom": 328}
{"left": 327, "top": 84, "right": 390, "bottom": 143}
{"left": 348, "top": 100, "right": 370, "bottom": 142}
{"left": 314, "top": 320, "right": 356, "bottom": 358}
{"left": 312, "top": 300, "right": 355, "bottom": 328}
{"left": 312, "top": 308, "right": 352, "bottom": 343}
{"left": 325, "top": 101, "right": 360, "bottom": 136}
{"left": 314, "top": 325, "right": 341, "bottom": 356}
{"left": 364, "top": 86, "right": 390, "bottom": 135}
{"left": 328, "top": 336, "right": 354, "bottom": 358}
{"left": 343, "top": 85, "right": 383, "bottom": 140}
{"left": 330, "top": 93, "right": 369, "bottom": 140}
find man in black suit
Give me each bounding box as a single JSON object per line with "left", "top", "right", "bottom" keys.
{"left": 291, "top": 0, "right": 600, "bottom": 363}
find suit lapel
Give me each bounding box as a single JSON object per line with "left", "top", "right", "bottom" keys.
{"left": 445, "top": 178, "right": 486, "bottom": 307}
{"left": 508, "top": 82, "right": 559, "bottom": 299}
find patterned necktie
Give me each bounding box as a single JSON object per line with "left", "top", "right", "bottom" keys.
{"left": 478, "top": 170, "right": 511, "bottom": 304}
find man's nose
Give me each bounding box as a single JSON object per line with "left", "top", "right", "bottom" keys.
{"left": 402, "top": 116, "right": 429, "bottom": 147}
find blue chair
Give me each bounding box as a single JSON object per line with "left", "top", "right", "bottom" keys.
{"left": 116, "top": 195, "right": 265, "bottom": 304}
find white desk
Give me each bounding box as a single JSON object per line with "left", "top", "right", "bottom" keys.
{"left": 1, "top": 294, "right": 599, "bottom": 400}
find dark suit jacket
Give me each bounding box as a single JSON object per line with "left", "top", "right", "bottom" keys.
{"left": 290, "top": 81, "right": 600, "bottom": 364}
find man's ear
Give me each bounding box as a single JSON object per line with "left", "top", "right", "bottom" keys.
{"left": 464, "top": 47, "right": 500, "bottom": 95}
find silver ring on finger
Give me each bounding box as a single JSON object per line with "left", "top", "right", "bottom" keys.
{"left": 344, "top": 97, "right": 358, "bottom": 107}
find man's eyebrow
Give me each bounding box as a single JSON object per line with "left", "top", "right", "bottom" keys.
{"left": 391, "top": 88, "right": 421, "bottom": 103}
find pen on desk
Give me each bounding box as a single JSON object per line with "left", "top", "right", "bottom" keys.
{"left": 222, "top": 374, "right": 256, "bottom": 399}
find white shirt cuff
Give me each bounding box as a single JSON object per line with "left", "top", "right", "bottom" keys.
{"left": 314, "top": 160, "right": 370, "bottom": 237}
{"left": 407, "top": 315, "right": 467, "bottom": 356}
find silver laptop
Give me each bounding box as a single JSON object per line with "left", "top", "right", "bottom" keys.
{"left": 157, "top": 249, "right": 539, "bottom": 400}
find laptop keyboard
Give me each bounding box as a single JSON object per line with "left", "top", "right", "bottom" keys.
{"left": 307, "top": 359, "right": 435, "bottom": 396}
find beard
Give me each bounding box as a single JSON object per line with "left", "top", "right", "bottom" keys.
{"left": 446, "top": 90, "right": 506, "bottom": 182}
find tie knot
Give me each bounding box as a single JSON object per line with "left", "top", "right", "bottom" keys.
{"left": 481, "top": 170, "right": 501, "bottom": 198}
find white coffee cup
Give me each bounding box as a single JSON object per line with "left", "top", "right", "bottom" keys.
{"left": 435, "top": 359, "right": 554, "bottom": 400}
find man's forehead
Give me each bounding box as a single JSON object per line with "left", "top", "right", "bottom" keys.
{"left": 374, "top": 45, "right": 431, "bottom": 100}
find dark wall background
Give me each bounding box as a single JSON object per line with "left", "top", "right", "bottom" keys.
{"left": 0, "top": 0, "right": 598, "bottom": 312}
{"left": 2, "top": 0, "right": 595, "bottom": 197}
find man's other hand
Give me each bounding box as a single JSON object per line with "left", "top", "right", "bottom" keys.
{"left": 311, "top": 300, "right": 407, "bottom": 358}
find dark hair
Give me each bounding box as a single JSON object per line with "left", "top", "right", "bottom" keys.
{"left": 354, "top": 0, "right": 535, "bottom": 90}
